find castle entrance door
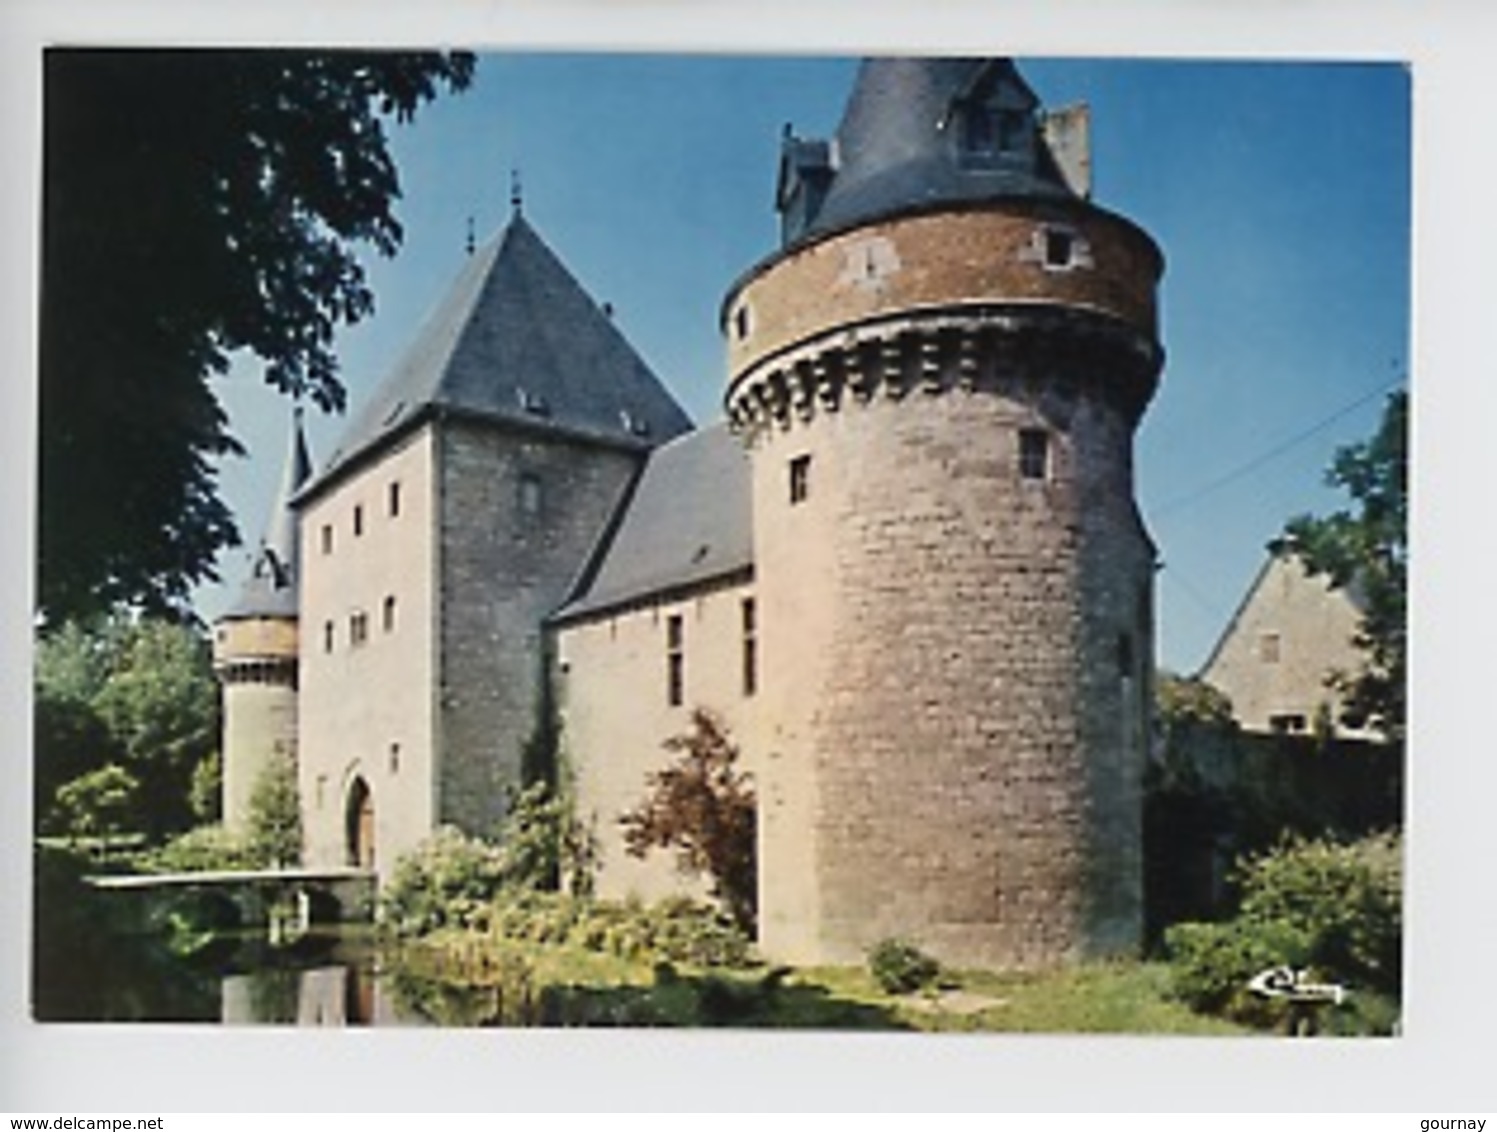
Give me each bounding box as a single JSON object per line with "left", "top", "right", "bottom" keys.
{"left": 346, "top": 777, "right": 374, "bottom": 870}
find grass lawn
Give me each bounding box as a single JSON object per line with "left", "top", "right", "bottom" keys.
{"left": 388, "top": 931, "right": 1251, "bottom": 1033}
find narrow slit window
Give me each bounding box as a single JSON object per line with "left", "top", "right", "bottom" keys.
{"left": 323, "top": 620, "right": 334, "bottom": 654}
{"left": 666, "top": 614, "right": 685, "bottom": 707}
{"left": 389, "top": 481, "right": 401, "bottom": 518}
{"left": 1019, "top": 429, "right": 1050, "bottom": 481}
{"left": 789, "top": 454, "right": 811, "bottom": 504}
{"left": 383, "top": 595, "right": 396, "bottom": 633}
{"left": 741, "top": 597, "right": 758, "bottom": 698}
{"left": 321, "top": 524, "right": 333, "bottom": 555}
{"left": 353, "top": 504, "right": 364, "bottom": 537}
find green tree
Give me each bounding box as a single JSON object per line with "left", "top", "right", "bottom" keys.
{"left": 53, "top": 764, "right": 141, "bottom": 857}
{"left": 190, "top": 751, "right": 224, "bottom": 825}
{"left": 1285, "top": 390, "right": 1408, "bottom": 743}
{"left": 40, "top": 49, "right": 474, "bottom": 623}
{"left": 34, "top": 616, "right": 220, "bottom": 840}
{"left": 621, "top": 709, "right": 757, "bottom": 934}
{"left": 246, "top": 753, "right": 303, "bottom": 869}
{"left": 92, "top": 619, "right": 221, "bottom": 837}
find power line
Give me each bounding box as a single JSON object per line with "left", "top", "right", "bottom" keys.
{"left": 1152, "top": 377, "right": 1403, "bottom": 519}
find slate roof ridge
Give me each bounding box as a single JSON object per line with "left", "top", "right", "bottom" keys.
{"left": 299, "top": 213, "right": 692, "bottom": 504}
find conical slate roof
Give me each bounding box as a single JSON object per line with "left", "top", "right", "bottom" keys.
{"left": 222, "top": 410, "right": 312, "bottom": 621}
{"left": 303, "top": 214, "right": 692, "bottom": 500}
{"left": 787, "top": 57, "right": 1078, "bottom": 245}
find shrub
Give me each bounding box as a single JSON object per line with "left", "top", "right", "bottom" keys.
{"left": 380, "top": 827, "right": 511, "bottom": 936}
{"left": 868, "top": 938, "right": 940, "bottom": 995}
{"left": 620, "top": 709, "right": 757, "bottom": 933}
{"left": 133, "top": 824, "right": 255, "bottom": 874}
{"left": 245, "top": 752, "right": 302, "bottom": 868}
{"left": 1235, "top": 829, "right": 1402, "bottom": 996}
{"left": 498, "top": 780, "right": 597, "bottom": 895}
{"left": 1165, "top": 830, "right": 1403, "bottom": 1029}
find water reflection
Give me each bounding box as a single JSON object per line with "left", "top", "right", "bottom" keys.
{"left": 221, "top": 962, "right": 385, "bottom": 1026}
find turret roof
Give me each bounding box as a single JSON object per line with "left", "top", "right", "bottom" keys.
{"left": 301, "top": 213, "right": 691, "bottom": 502}
{"left": 786, "top": 57, "right": 1078, "bottom": 245}
{"left": 221, "top": 409, "right": 311, "bottom": 621}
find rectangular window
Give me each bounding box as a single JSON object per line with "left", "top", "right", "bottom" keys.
{"left": 1045, "top": 228, "right": 1075, "bottom": 268}
{"left": 320, "top": 524, "right": 333, "bottom": 555}
{"left": 383, "top": 595, "right": 396, "bottom": 633}
{"left": 1116, "top": 631, "right": 1134, "bottom": 678}
{"left": 666, "top": 614, "right": 684, "bottom": 707}
{"left": 389, "top": 742, "right": 401, "bottom": 775}
{"left": 350, "top": 611, "right": 369, "bottom": 648}
{"left": 789, "top": 454, "right": 811, "bottom": 504}
{"left": 323, "top": 620, "right": 334, "bottom": 654}
{"left": 353, "top": 504, "right": 364, "bottom": 537}
{"left": 741, "top": 597, "right": 758, "bottom": 697}
{"left": 1019, "top": 428, "right": 1050, "bottom": 481}
{"left": 389, "top": 481, "right": 401, "bottom": 518}
{"left": 1259, "top": 632, "right": 1281, "bottom": 664}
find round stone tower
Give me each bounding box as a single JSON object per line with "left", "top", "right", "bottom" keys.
{"left": 724, "top": 58, "right": 1164, "bottom": 968}
{"left": 213, "top": 412, "right": 311, "bottom": 833}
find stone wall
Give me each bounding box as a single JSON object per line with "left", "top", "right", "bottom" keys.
{"left": 214, "top": 617, "right": 299, "bottom": 833}
{"left": 728, "top": 195, "right": 1160, "bottom": 969}
{"left": 298, "top": 427, "right": 438, "bottom": 875}
{"left": 555, "top": 575, "right": 759, "bottom": 907}
{"left": 435, "top": 420, "right": 641, "bottom": 839}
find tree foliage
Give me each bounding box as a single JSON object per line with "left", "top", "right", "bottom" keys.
{"left": 53, "top": 764, "right": 140, "bottom": 855}
{"left": 40, "top": 49, "right": 474, "bottom": 622}
{"left": 1285, "top": 390, "right": 1408, "bottom": 743}
{"left": 246, "top": 752, "right": 303, "bottom": 869}
{"left": 34, "top": 615, "right": 220, "bottom": 839}
{"left": 620, "top": 709, "right": 757, "bottom": 934}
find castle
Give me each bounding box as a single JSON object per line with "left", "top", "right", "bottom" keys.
{"left": 213, "top": 56, "right": 1166, "bottom": 969}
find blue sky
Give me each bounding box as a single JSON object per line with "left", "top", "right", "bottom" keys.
{"left": 205, "top": 52, "right": 1411, "bottom": 676}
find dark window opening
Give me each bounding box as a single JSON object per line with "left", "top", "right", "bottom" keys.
{"left": 789, "top": 454, "right": 811, "bottom": 504}
{"left": 964, "top": 105, "right": 995, "bottom": 153}
{"left": 350, "top": 611, "right": 369, "bottom": 648}
{"left": 353, "top": 505, "right": 364, "bottom": 537}
{"left": 1117, "top": 631, "right": 1134, "bottom": 678}
{"left": 1270, "top": 713, "right": 1307, "bottom": 734}
{"left": 389, "top": 742, "right": 401, "bottom": 775}
{"left": 742, "top": 597, "right": 758, "bottom": 698}
{"left": 734, "top": 305, "right": 751, "bottom": 340}
{"left": 389, "top": 481, "right": 401, "bottom": 518}
{"left": 1045, "top": 228, "right": 1076, "bottom": 268}
{"left": 323, "top": 621, "right": 334, "bottom": 654}
{"left": 666, "top": 614, "right": 684, "bottom": 707}
{"left": 383, "top": 595, "right": 396, "bottom": 633}
{"left": 321, "top": 524, "right": 333, "bottom": 555}
{"left": 1019, "top": 429, "right": 1050, "bottom": 481}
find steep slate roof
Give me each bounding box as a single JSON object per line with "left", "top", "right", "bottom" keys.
{"left": 301, "top": 213, "right": 692, "bottom": 501}
{"left": 554, "top": 422, "right": 753, "bottom": 622}
{"left": 222, "top": 410, "right": 312, "bottom": 621}
{"left": 788, "top": 57, "right": 1078, "bottom": 245}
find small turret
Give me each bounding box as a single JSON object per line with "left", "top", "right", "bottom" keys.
{"left": 213, "top": 411, "right": 312, "bottom": 832}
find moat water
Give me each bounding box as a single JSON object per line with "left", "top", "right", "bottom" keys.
{"left": 34, "top": 928, "right": 496, "bottom": 1026}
